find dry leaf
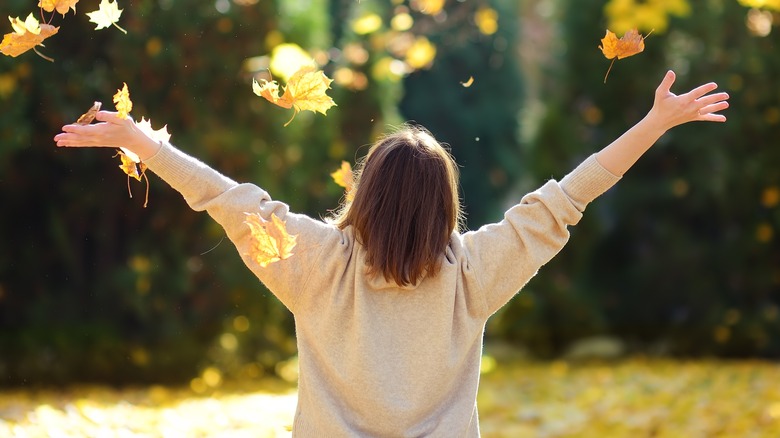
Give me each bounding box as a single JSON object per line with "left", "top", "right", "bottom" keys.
{"left": 244, "top": 212, "right": 298, "bottom": 267}
{"left": 39, "top": 0, "right": 80, "bottom": 16}
{"left": 598, "top": 28, "right": 650, "bottom": 83}
{"left": 252, "top": 65, "right": 336, "bottom": 126}
{"left": 330, "top": 161, "right": 354, "bottom": 201}
{"left": 113, "top": 82, "right": 132, "bottom": 119}
{"left": 0, "top": 14, "right": 59, "bottom": 60}
{"left": 460, "top": 76, "right": 474, "bottom": 87}
{"left": 86, "top": 0, "right": 127, "bottom": 34}
{"left": 116, "top": 149, "right": 145, "bottom": 182}
{"left": 136, "top": 117, "right": 171, "bottom": 143}
{"left": 110, "top": 83, "right": 152, "bottom": 207}
{"left": 114, "top": 148, "right": 149, "bottom": 207}
{"left": 76, "top": 101, "right": 101, "bottom": 125}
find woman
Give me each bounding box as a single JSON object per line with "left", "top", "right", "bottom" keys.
{"left": 54, "top": 70, "right": 728, "bottom": 436}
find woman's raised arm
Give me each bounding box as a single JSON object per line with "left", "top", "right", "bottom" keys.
{"left": 595, "top": 70, "right": 729, "bottom": 176}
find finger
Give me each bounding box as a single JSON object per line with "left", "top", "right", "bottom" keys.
{"left": 686, "top": 82, "right": 719, "bottom": 101}
{"left": 696, "top": 92, "right": 730, "bottom": 106}
{"left": 656, "top": 70, "right": 676, "bottom": 94}
{"left": 61, "top": 123, "right": 94, "bottom": 133}
{"left": 699, "top": 113, "right": 727, "bottom": 123}
{"left": 699, "top": 101, "right": 730, "bottom": 115}
{"left": 95, "top": 110, "right": 124, "bottom": 123}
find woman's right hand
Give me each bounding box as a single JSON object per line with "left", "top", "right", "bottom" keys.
{"left": 54, "top": 111, "right": 162, "bottom": 161}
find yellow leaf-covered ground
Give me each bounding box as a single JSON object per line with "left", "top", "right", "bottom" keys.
{"left": 2, "top": 358, "right": 780, "bottom": 437}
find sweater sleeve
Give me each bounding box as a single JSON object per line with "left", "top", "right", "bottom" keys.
{"left": 143, "top": 141, "right": 341, "bottom": 313}
{"left": 461, "top": 154, "right": 621, "bottom": 318}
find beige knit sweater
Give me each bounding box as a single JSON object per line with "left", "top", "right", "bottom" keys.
{"left": 144, "top": 142, "right": 621, "bottom": 437}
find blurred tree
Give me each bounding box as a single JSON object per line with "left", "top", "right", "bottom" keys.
{"left": 399, "top": 0, "right": 524, "bottom": 226}
{"left": 492, "top": 0, "right": 780, "bottom": 358}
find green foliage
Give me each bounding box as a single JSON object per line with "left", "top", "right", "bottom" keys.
{"left": 400, "top": 0, "right": 524, "bottom": 226}
{"left": 0, "top": 0, "right": 387, "bottom": 386}
{"left": 493, "top": 0, "right": 780, "bottom": 358}
{"left": 1, "top": 0, "right": 779, "bottom": 388}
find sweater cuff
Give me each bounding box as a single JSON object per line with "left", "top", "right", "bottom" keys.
{"left": 559, "top": 154, "right": 621, "bottom": 211}
{"left": 143, "top": 141, "right": 202, "bottom": 189}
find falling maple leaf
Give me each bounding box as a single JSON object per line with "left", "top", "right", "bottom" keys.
{"left": 598, "top": 28, "right": 651, "bottom": 83}
{"left": 244, "top": 212, "right": 298, "bottom": 267}
{"left": 113, "top": 82, "right": 132, "bottom": 119}
{"left": 136, "top": 117, "right": 171, "bottom": 143}
{"left": 0, "top": 14, "right": 59, "bottom": 61}
{"left": 86, "top": 0, "right": 127, "bottom": 34}
{"left": 39, "top": 0, "right": 80, "bottom": 16}
{"left": 330, "top": 161, "right": 355, "bottom": 201}
{"left": 116, "top": 149, "right": 147, "bottom": 182}
{"left": 252, "top": 65, "right": 336, "bottom": 126}
{"left": 114, "top": 147, "right": 150, "bottom": 207}
{"left": 76, "top": 101, "right": 101, "bottom": 125}
{"left": 106, "top": 84, "right": 153, "bottom": 207}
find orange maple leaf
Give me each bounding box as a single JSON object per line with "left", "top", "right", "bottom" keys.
{"left": 38, "top": 0, "right": 80, "bottom": 16}
{"left": 598, "top": 28, "right": 651, "bottom": 83}
{"left": 113, "top": 82, "right": 132, "bottom": 119}
{"left": 330, "top": 161, "right": 355, "bottom": 201}
{"left": 0, "top": 14, "right": 59, "bottom": 60}
{"left": 244, "top": 212, "right": 298, "bottom": 267}
{"left": 252, "top": 65, "right": 336, "bottom": 126}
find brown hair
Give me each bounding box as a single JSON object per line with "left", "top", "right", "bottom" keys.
{"left": 331, "top": 124, "right": 463, "bottom": 286}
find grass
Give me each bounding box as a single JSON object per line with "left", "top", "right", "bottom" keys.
{"left": 2, "top": 357, "right": 780, "bottom": 437}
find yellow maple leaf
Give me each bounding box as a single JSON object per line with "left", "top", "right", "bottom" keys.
{"left": 86, "top": 0, "right": 127, "bottom": 34}
{"left": 116, "top": 149, "right": 144, "bottom": 181}
{"left": 0, "top": 14, "right": 59, "bottom": 60}
{"left": 252, "top": 65, "right": 336, "bottom": 126}
{"left": 113, "top": 82, "right": 132, "bottom": 119}
{"left": 244, "top": 212, "right": 298, "bottom": 267}
{"left": 115, "top": 148, "right": 150, "bottom": 207}
{"left": 330, "top": 161, "right": 355, "bottom": 201}
{"left": 114, "top": 116, "right": 168, "bottom": 208}
{"left": 598, "top": 28, "right": 650, "bottom": 83}
{"left": 39, "top": 0, "right": 80, "bottom": 16}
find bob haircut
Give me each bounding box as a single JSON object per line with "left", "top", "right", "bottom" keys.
{"left": 331, "top": 124, "right": 463, "bottom": 286}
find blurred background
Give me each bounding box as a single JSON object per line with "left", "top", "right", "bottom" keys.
{"left": 0, "top": 0, "right": 778, "bottom": 391}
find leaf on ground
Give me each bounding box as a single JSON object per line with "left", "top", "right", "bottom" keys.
{"left": 330, "top": 161, "right": 355, "bottom": 201}
{"left": 0, "top": 14, "right": 59, "bottom": 59}
{"left": 39, "top": 0, "right": 80, "bottom": 16}
{"left": 76, "top": 101, "right": 101, "bottom": 125}
{"left": 252, "top": 65, "right": 336, "bottom": 126}
{"left": 244, "top": 212, "right": 298, "bottom": 267}
{"left": 598, "top": 28, "right": 650, "bottom": 83}
{"left": 86, "top": 0, "right": 127, "bottom": 34}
